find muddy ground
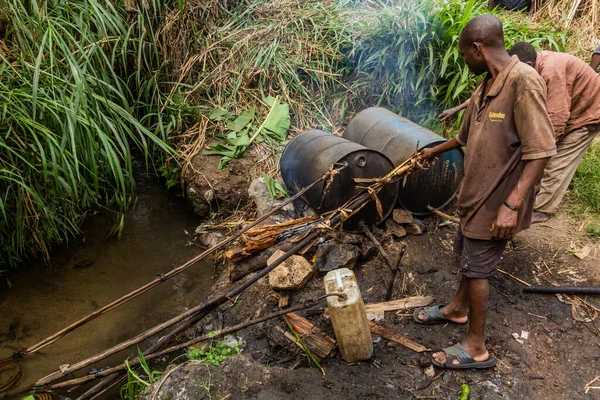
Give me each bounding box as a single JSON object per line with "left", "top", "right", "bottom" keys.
{"left": 142, "top": 200, "right": 600, "bottom": 400}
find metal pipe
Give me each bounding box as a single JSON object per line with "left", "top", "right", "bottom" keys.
{"left": 523, "top": 286, "right": 600, "bottom": 295}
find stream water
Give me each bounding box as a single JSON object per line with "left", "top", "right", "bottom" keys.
{"left": 0, "top": 172, "right": 215, "bottom": 398}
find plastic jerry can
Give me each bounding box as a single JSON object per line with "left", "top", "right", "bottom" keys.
{"left": 323, "top": 268, "right": 373, "bottom": 362}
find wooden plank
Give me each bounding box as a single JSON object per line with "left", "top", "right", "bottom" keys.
{"left": 284, "top": 312, "right": 336, "bottom": 359}
{"left": 365, "top": 296, "right": 434, "bottom": 314}
{"left": 369, "top": 321, "right": 430, "bottom": 353}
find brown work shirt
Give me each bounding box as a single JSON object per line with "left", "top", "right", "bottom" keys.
{"left": 536, "top": 51, "right": 600, "bottom": 139}
{"left": 456, "top": 56, "right": 556, "bottom": 240}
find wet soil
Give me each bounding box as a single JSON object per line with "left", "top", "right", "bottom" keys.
{"left": 143, "top": 207, "right": 600, "bottom": 400}
{"left": 0, "top": 171, "right": 215, "bottom": 399}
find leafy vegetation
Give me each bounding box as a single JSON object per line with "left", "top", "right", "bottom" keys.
{"left": 0, "top": 0, "right": 185, "bottom": 268}
{"left": 120, "top": 348, "right": 164, "bottom": 400}
{"left": 569, "top": 141, "right": 600, "bottom": 234}
{"left": 187, "top": 332, "right": 241, "bottom": 366}
{"left": 203, "top": 96, "right": 291, "bottom": 169}
{"left": 347, "top": 0, "right": 566, "bottom": 130}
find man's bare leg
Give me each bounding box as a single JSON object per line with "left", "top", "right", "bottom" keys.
{"left": 433, "top": 278, "right": 490, "bottom": 364}
{"left": 417, "top": 276, "right": 469, "bottom": 324}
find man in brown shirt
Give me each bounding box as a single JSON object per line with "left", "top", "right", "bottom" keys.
{"left": 440, "top": 44, "right": 600, "bottom": 222}
{"left": 509, "top": 42, "right": 600, "bottom": 222}
{"left": 414, "top": 15, "right": 556, "bottom": 369}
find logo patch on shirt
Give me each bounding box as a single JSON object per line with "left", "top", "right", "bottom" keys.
{"left": 488, "top": 112, "right": 505, "bottom": 122}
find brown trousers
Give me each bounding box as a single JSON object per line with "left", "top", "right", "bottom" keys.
{"left": 534, "top": 125, "right": 600, "bottom": 214}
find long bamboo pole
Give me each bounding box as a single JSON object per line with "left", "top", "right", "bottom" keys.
{"left": 20, "top": 154, "right": 421, "bottom": 398}
{"left": 47, "top": 297, "right": 334, "bottom": 391}
{"left": 11, "top": 167, "right": 341, "bottom": 360}
{"left": 78, "top": 154, "right": 421, "bottom": 399}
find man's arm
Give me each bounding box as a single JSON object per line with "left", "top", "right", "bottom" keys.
{"left": 438, "top": 99, "right": 471, "bottom": 122}
{"left": 419, "top": 137, "right": 462, "bottom": 165}
{"left": 490, "top": 158, "right": 549, "bottom": 239}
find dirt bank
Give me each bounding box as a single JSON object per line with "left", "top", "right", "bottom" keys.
{"left": 142, "top": 202, "right": 600, "bottom": 399}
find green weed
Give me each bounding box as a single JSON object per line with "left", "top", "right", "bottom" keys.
{"left": 187, "top": 332, "right": 241, "bottom": 366}
{"left": 585, "top": 224, "right": 600, "bottom": 240}
{"left": 0, "top": 0, "right": 178, "bottom": 268}
{"left": 570, "top": 141, "right": 600, "bottom": 216}
{"left": 348, "top": 0, "right": 567, "bottom": 131}
{"left": 120, "top": 348, "right": 164, "bottom": 400}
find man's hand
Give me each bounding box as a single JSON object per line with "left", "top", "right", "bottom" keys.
{"left": 438, "top": 107, "right": 459, "bottom": 122}
{"left": 490, "top": 204, "right": 518, "bottom": 239}
{"left": 418, "top": 147, "right": 437, "bottom": 167}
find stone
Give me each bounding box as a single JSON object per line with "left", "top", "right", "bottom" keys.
{"left": 314, "top": 242, "right": 360, "bottom": 272}
{"left": 404, "top": 222, "right": 424, "bottom": 235}
{"left": 267, "top": 250, "right": 314, "bottom": 290}
{"left": 248, "top": 177, "right": 295, "bottom": 221}
{"left": 392, "top": 209, "right": 413, "bottom": 225}
{"left": 385, "top": 220, "right": 407, "bottom": 238}
{"left": 197, "top": 232, "right": 225, "bottom": 248}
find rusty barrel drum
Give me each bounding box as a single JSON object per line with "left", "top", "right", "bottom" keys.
{"left": 280, "top": 130, "right": 398, "bottom": 231}
{"left": 343, "top": 107, "right": 464, "bottom": 215}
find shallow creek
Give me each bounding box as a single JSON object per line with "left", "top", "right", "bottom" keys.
{"left": 0, "top": 172, "right": 215, "bottom": 398}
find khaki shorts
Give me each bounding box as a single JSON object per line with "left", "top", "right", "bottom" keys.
{"left": 453, "top": 229, "right": 508, "bottom": 279}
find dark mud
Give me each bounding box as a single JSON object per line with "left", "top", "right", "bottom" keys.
{"left": 143, "top": 209, "right": 600, "bottom": 400}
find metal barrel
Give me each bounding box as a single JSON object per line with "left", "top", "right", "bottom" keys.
{"left": 343, "top": 107, "right": 464, "bottom": 215}
{"left": 280, "top": 130, "right": 398, "bottom": 232}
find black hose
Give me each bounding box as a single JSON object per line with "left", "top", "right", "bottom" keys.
{"left": 523, "top": 286, "right": 600, "bottom": 295}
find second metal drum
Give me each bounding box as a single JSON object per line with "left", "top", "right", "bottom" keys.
{"left": 279, "top": 130, "right": 398, "bottom": 231}
{"left": 343, "top": 107, "right": 464, "bottom": 215}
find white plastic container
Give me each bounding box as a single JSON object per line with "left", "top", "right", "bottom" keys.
{"left": 324, "top": 268, "right": 373, "bottom": 362}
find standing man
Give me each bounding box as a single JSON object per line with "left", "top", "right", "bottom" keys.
{"left": 507, "top": 42, "right": 600, "bottom": 222}
{"left": 440, "top": 44, "right": 600, "bottom": 222}
{"left": 414, "top": 15, "right": 556, "bottom": 369}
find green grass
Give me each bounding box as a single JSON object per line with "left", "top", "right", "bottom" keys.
{"left": 0, "top": 0, "right": 181, "bottom": 268}
{"left": 569, "top": 141, "right": 600, "bottom": 225}
{"left": 346, "top": 0, "right": 567, "bottom": 132}
{"left": 187, "top": 332, "right": 241, "bottom": 366}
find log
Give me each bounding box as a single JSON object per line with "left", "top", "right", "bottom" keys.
{"left": 268, "top": 325, "right": 303, "bottom": 356}
{"left": 368, "top": 322, "right": 430, "bottom": 353}
{"left": 284, "top": 313, "right": 336, "bottom": 359}
{"left": 228, "top": 241, "right": 294, "bottom": 282}
{"left": 365, "top": 296, "right": 435, "bottom": 314}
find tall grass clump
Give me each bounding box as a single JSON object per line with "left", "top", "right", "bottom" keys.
{"left": 0, "top": 0, "right": 174, "bottom": 268}
{"left": 157, "top": 0, "right": 355, "bottom": 137}
{"left": 569, "top": 141, "right": 600, "bottom": 216}
{"left": 348, "top": 0, "right": 567, "bottom": 129}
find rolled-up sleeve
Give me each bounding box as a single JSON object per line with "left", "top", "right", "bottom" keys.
{"left": 514, "top": 88, "right": 557, "bottom": 160}
{"left": 594, "top": 42, "right": 600, "bottom": 55}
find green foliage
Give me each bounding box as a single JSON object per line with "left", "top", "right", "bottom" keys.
{"left": 459, "top": 383, "right": 471, "bottom": 400}
{"left": 585, "top": 223, "right": 600, "bottom": 240}
{"left": 0, "top": 0, "right": 177, "bottom": 268}
{"left": 348, "top": 0, "right": 567, "bottom": 130}
{"left": 203, "top": 96, "right": 290, "bottom": 169}
{"left": 262, "top": 173, "right": 288, "bottom": 199}
{"left": 570, "top": 141, "right": 600, "bottom": 215}
{"left": 120, "top": 348, "right": 163, "bottom": 400}
{"left": 187, "top": 333, "right": 241, "bottom": 366}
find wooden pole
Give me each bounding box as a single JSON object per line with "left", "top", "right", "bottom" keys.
{"left": 427, "top": 205, "right": 459, "bottom": 224}
{"left": 46, "top": 300, "right": 327, "bottom": 391}
{"left": 15, "top": 169, "right": 337, "bottom": 359}
{"left": 33, "top": 230, "right": 322, "bottom": 389}
{"left": 28, "top": 154, "right": 422, "bottom": 398}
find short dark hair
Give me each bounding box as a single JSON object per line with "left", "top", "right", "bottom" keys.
{"left": 459, "top": 15, "right": 505, "bottom": 48}
{"left": 508, "top": 42, "right": 537, "bottom": 65}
